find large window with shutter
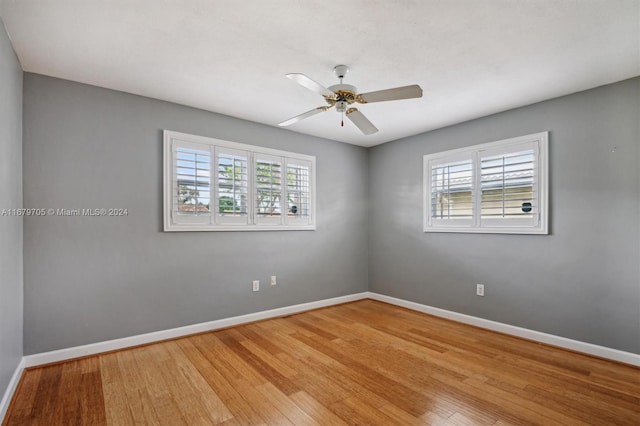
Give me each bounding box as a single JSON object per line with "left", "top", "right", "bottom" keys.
{"left": 164, "top": 130, "right": 316, "bottom": 231}
{"left": 423, "top": 132, "right": 548, "bottom": 234}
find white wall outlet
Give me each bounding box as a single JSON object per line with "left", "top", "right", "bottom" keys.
{"left": 476, "top": 283, "right": 485, "bottom": 297}
{"left": 252, "top": 280, "right": 260, "bottom": 292}
{"left": 270, "top": 275, "right": 277, "bottom": 286}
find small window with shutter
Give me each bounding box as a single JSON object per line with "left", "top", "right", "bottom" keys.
{"left": 424, "top": 132, "right": 548, "bottom": 234}
{"left": 164, "top": 131, "right": 316, "bottom": 231}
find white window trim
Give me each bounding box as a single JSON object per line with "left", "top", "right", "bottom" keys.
{"left": 423, "top": 132, "right": 549, "bottom": 235}
{"left": 163, "top": 130, "right": 316, "bottom": 231}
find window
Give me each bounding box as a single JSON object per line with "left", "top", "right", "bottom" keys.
{"left": 423, "top": 132, "right": 548, "bottom": 234}
{"left": 164, "top": 131, "right": 316, "bottom": 231}
{"left": 216, "top": 147, "right": 249, "bottom": 225}
{"left": 255, "top": 154, "right": 283, "bottom": 225}
{"left": 286, "top": 159, "right": 312, "bottom": 225}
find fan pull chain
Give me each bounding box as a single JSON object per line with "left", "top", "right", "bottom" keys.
{"left": 340, "top": 73, "right": 344, "bottom": 126}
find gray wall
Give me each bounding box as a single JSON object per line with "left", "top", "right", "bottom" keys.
{"left": 369, "top": 77, "right": 640, "bottom": 354}
{"left": 23, "top": 74, "right": 369, "bottom": 355}
{"left": 0, "top": 18, "right": 23, "bottom": 397}
{"left": 20, "top": 72, "right": 640, "bottom": 356}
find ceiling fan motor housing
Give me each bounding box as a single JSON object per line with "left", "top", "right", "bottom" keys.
{"left": 328, "top": 84, "right": 357, "bottom": 94}
{"left": 327, "top": 84, "right": 358, "bottom": 112}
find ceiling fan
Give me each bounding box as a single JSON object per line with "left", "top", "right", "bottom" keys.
{"left": 278, "top": 65, "right": 423, "bottom": 135}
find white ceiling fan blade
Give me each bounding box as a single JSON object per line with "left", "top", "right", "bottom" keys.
{"left": 346, "top": 108, "right": 378, "bottom": 135}
{"left": 358, "top": 84, "right": 423, "bottom": 103}
{"left": 286, "top": 73, "right": 336, "bottom": 98}
{"left": 278, "top": 107, "right": 329, "bottom": 127}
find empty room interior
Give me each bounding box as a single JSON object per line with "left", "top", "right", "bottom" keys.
{"left": 1, "top": 1, "right": 639, "bottom": 425}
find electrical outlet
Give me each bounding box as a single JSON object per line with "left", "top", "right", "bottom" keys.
{"left": 253, "top": 280, "right": 260, "bottom": 292}
{"left": 270, "top": 275, "right": 277, "bottom": 286}
{"left": 476, "top": 284, "right": 485, "bottom": 297}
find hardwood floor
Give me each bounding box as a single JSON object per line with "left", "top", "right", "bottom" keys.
{"left": 4, "top": 300, "right": 639, "bottom": 425}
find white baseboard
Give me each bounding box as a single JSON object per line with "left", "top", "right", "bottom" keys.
{"left": 22, "top": 292, "right": 369, "bottom": 368}
{"left": 18, "top": 290, "right": 640, "bottom": 370}
{"left": 0, "top": 358, "right": 25, "bottom": 424}
{"left": 367, "top": 292, "right": 640, "bottom": 367}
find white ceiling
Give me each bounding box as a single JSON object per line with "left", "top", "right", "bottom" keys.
{"left": 1, "top": 1, "right": 638, "bottom": 147}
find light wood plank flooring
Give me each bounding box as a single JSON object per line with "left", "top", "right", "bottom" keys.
{"left": 4, "top": 300, "right": 639, "bottom": 425}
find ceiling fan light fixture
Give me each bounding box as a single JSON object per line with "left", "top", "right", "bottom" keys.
{"left": 335, "top": 100, "right": 348, "bottom": 113}
{"left": 327, "top": 84, "right": 358, "bottom": 95}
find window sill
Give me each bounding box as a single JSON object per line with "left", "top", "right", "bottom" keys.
{"left": 164, "top": 225, "right": 317, "bottom": 232}
{"left": 423, "top": 226, "right": 548, "bottom": 235}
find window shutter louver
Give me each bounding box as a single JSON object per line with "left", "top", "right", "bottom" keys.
{"left": 172, "top": 142, "right": 212, "bottom": 225}
{"left": 255, "top": 154, "right": 283, "bottom": 225}
{"left": 215, "top": 147, "right": 250, "bottom": 225}
{"left": 430, "top": 159, "right": 474, "bottom": 224}
{"left": 479, "top": 142, "right": 538, "bottom": 228}
{"left": 286, "top": 159, "right": 312, "bottom": 225}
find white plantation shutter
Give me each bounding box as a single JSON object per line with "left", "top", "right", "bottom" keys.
{"left": 255, "top": 154, "right": 283, "bottom": 225}
{"left": 172, "top": 140, "right": 212, "bottom": 225}
{"left": 215, "top": 147, "right": 250, "bottom": 225}
{"left": 424, "top": 132, "right": 548, "bottom": 234}
{"left": 480, "top": 142, "right": 539, "bottom": 228}
{"left": 164, "top": 131, "right": 316, "bottom": 231}
{"left": 285, "top": 158, "right": 312, "bottom": 225}
{"left": 429, "top": 156, "right": 474, "bottom": 227}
